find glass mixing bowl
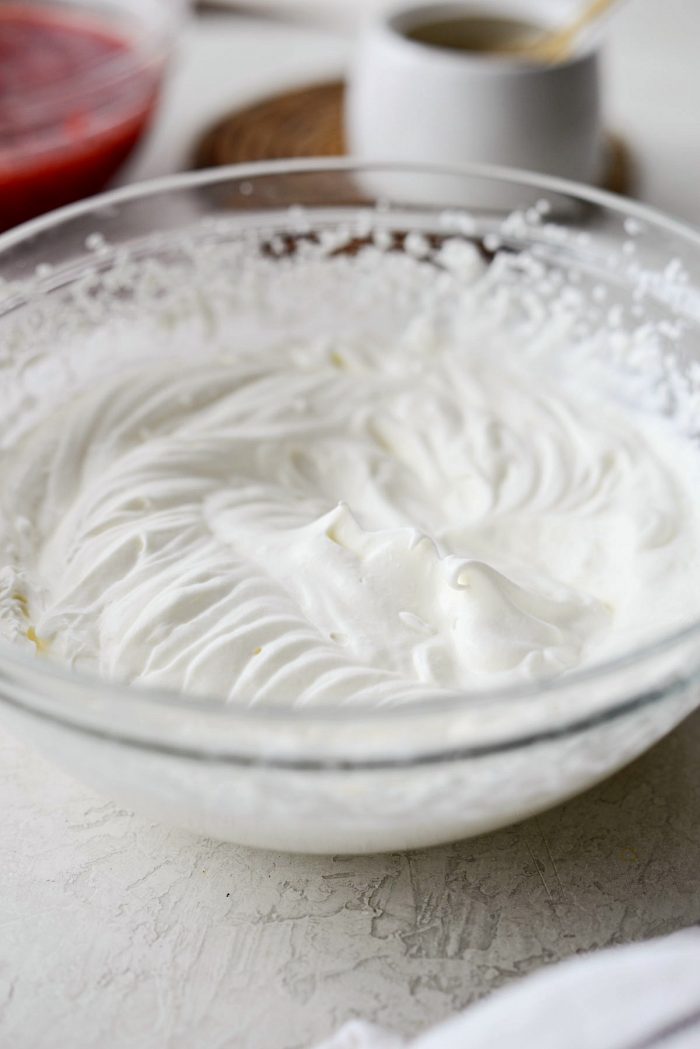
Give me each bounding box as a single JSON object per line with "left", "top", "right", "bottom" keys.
{"left": 0, "top": 159, "right": 699, "bottom": 854}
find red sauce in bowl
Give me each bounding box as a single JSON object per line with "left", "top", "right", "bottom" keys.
{"left": 0, "top": 4, "right": 164, "bottom": 230}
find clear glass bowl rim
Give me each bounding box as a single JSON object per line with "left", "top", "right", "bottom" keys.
{"left": 1, "top": 156, "right": 700, "bottom": 740}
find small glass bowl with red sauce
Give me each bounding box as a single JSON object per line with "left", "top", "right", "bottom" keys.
{"left": 0, "top": 0, "right": 182, "bottom": 231}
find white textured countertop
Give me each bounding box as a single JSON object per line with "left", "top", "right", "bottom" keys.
{"left": 2, "top": 1, "right": 700, "bottom": 1046}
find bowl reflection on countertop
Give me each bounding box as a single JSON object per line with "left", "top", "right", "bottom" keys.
{"left": 0, "top": 160, "right": 700, "bottom": 854}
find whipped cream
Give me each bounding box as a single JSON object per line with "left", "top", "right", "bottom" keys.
{"left": 1, "top": 315, "right": 699, "bottom": 707}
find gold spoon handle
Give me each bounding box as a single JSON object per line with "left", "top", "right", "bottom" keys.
{"left": 522, "top": 0, "right": 623, "bottom": 63}
{"left": 568, "top": 0, "right": 621, "bottom": 35}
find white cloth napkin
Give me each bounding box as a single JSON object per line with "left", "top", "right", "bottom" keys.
{"left": 315, "top": 930, "right": 700, "bottom": 1049}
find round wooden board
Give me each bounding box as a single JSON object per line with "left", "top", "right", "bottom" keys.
{"left": 193, "top": 80, "right": 632, "bottom": 196}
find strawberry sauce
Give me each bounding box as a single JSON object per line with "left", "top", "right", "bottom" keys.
{"left": 0, "top": 5, "right": 162, "bottom": 230}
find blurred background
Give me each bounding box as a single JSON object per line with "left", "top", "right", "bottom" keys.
{"left": 2, "top": 0, "right": 700, "bottom": 231}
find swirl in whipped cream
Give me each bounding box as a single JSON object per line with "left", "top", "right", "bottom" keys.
{"left": 0, "top": 333, "right": 698, "bottom": 706}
